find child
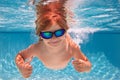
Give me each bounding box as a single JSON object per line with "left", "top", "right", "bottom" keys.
{"left": 15, "top": 0, "right": 91, "bottom": 78}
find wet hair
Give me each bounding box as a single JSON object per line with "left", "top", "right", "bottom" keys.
{"left": 35, "top": 0, "right": 69, "bottom": 36}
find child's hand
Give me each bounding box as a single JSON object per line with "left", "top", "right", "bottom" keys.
{"left": 15, "top": 55, "right": 33, "bottom": 78}
{"left": 72, "top": 59, "right": 88, "bottom": 72}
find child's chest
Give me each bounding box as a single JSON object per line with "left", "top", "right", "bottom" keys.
{"left": 37, "top": 51, "right": 72, "bottom": 70}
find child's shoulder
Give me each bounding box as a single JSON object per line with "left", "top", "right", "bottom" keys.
{"left": 27, "top": 43, "right": 40, "bottom": 50}
{"left": 66, "top": 33, "right": 80, "bottom": 53}
{"left": 66, "top": 33, "right": 78, "bottom": 47}
{"left": 24, "top": 43, "right": 41, "bottom": 56}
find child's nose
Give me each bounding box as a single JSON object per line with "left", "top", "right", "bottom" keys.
{"left": 51, "top": 34, "right": 57, "bottom": 39}
{"left": 52, "top": 35, "right": 56, "bottom": 39}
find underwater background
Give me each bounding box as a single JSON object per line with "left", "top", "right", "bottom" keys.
{"left": 0, "top": 0, "right": 120, "bottom": 80}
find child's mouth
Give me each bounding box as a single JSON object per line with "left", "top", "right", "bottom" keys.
{"left": 49, "top": 40, "right": 61, "bottom": 45}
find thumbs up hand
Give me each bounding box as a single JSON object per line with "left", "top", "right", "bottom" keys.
{"left": 72, "top": 59, "right": 91, "bottom": 72}
{"left": 15, "top": 55, "right": 33, "bottom": 78}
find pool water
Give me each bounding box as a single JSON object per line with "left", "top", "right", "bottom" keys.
{"left": 0, "top": 0, "right": 120, "bottom": 80}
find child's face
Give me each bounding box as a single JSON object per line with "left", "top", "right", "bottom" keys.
{"left": 41, "top": 23, "right": 66, "bottom": 48}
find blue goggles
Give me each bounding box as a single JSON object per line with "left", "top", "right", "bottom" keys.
{"left": 40, "top": 29, "right": 66, "bottom": 39}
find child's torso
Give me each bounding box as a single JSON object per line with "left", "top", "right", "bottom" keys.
{"left": 38, "top": 50, "right": 72, "bottom": 70}
{"left": 34, "top": 41, "right": 73, "bottom": 70}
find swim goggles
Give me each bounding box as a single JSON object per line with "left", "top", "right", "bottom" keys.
{"left": 39, "top": 29, "right": 66, "bottom": 39}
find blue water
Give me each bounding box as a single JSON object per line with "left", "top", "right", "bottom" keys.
{"left": 0, "top": 0, "right": 120, "bottom": 80}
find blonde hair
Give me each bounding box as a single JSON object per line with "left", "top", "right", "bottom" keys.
{"left": 35, "top": 0, "right": 69, "bottom": 36}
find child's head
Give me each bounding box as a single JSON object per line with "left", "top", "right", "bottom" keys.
{"left": 34, "top": 0, "right": 69, "bottom": 47}
{"left": 35, "top": 0, "right": 69, "bottom": 36}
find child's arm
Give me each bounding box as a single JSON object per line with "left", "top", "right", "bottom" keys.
{"left": 17, "top": 45, "right": 34, "bottom": 60}
{"left": 66, "top": 33, "right": 92, "bottom": 72}
{"left": 15, "top": 45, "right": 34, "bottom": 78}
{"left": 71, "top": 44, "right": 92, "bottom": 72}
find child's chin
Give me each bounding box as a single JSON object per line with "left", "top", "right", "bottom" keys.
{"left": 48, "top": 41, "right": 61, "bottom": 47}
{"left": 49, "top": 43, "right": 60, "bottom": 47}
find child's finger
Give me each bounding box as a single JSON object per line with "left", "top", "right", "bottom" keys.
{"left": 72, "top": 59, "right": 80, "bottom": 64}
{"left": 72, "top": 61, "right": 80, "bottom": 67}
{"left": 16, "top": 55, "right": 24, "bottom": 65}
{"left": 72, "top": 59, "right": 84, "bottom": 65}
{"left": 28, "top": 64, "right": 32, "bottom": 69}
{"left": 78, "top": 59, "right": 84, "bottom": 64}
{"left": 16, "top": 55, "right": 24, "bottom": 62}
{"left": 17, "top": 61, "right": 24, "bottom": 65}
{"left": 24, "top": 63, "right": 32, "bottom": 69}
